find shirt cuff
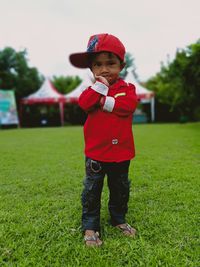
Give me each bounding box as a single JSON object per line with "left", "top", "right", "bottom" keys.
{"left": 103, "top": 96, "right": 115, "bottom": 112}
{"left": 91, "top": 81, "right": 109, "bottom": 96}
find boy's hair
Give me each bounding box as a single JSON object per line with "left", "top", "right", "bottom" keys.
{"left": 88, "top": 52, "right": 124, "bottom": 69}
{"left": 69, "top": 33, "right": 125, "bottom": 69}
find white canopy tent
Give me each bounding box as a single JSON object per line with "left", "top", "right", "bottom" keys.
{"left": 65, "top": 69, "right": 155, "bottom": 122}
{"left": 125, "top": 68, "right": 155, "bottom": 122}
{"left": 65, "top": 71, "right": 93, "bottom": 103}
{"left": 65, "top": 80, "right": 91, "bottom": 104}
{"left": 20, "top": 78, "right": 66, "bottom": 126}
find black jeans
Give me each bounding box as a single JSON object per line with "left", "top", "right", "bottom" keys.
{"left": 81, "top": 157, "right": 131, "bottom": 232}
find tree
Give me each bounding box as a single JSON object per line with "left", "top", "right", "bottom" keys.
{"left": 120, "top": 52, "right": 137, "bottom": 79}
{"left": 51, "top": 75, "right": 82, "bottom": 94}
{"left": 0, "top": 47, "right": 43, "bottom": 107}
{"left": 146, "top": 39, "right": 200, "bottom": 121}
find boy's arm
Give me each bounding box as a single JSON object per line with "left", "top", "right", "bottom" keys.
{"left": 100, "top": 84, "right": 138, "bottom": 117}
{"left": 78, "top": 81, "right": 109, "bottom": 112}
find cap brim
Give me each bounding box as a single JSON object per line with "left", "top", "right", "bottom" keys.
{"left": 69, "top": 52, "right": 90, "bottom": 68}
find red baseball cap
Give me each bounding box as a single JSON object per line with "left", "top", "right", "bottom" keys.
{"left": 69, "top": 33, "right": 126, "bottom": 68}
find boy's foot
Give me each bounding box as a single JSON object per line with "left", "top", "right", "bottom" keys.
{"left": 115, "top": 223, "right": 136, "bottom": 237}
{"left": 84, "top": 230, "right": 103, "bottom": 247}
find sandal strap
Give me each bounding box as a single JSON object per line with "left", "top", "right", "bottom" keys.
{"left": 118, "top": 223, "right": 133, "bottom": 233}
{"left": 84, "top": 232, "right": 99, "bottom": 241}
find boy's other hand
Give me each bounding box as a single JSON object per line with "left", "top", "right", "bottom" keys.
{"left": 95, "top": 75, "right": 109, "bottom": 86}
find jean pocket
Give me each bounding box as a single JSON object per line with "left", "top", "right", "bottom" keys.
{"left": 90, "top": 159, "right": 102, "bottom": 173}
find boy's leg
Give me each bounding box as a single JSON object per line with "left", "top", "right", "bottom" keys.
{"left": 107, "top": 161, "right": 131, "bottom": 226}
{"left": 81, "top": 157, "right": 105, "bottom": 233}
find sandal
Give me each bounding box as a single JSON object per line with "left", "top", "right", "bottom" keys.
{"left": 116, "top": 223, "right": 136, "bottom": 237}
{"left": 84, "top": 231, "right": 103, "bottom": 247}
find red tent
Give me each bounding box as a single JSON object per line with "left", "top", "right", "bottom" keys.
{"left": 20, "top": 78, "right": 66, "bottom": 126}
{"left": 125, "top": 69, "right": 155, "bottom": 121}
{"left": 64, "top": 69, "right": 155, "bottom": 122}
{"left": 65, "top": 72, "right": 93, "bottom": 103}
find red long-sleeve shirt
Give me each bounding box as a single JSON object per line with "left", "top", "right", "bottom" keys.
{"left": 78, "top": 78, "right": 138, "bottom": 162}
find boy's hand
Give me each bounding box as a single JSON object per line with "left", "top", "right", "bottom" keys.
{"left": 95, "top": 75, "right": 109, "bottom": 86}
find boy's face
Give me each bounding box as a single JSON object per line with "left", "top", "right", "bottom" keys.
{"left": 91, "top": 52, "right": 124, "bottom": 85}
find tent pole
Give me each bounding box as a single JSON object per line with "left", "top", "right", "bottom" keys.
{"left": 151, "top": 97, "right": 155, "bottom": 122}
{"left": 18, "top": 101, "right": 23, "bottom": 128}
{"left": 59, "top": 102, "right": 64, "bottom": 126}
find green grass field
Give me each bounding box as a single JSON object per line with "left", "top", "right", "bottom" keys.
{"left": 0, "top": 123, "right": 199, "bottom": 266}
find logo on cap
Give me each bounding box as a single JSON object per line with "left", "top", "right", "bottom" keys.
{"left": 87, "top": 36, "right": 98, "bottom": 52}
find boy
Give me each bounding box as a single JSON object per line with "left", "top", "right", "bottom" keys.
{"left": 69, "top": 33, "right": 138, "bottom": 247}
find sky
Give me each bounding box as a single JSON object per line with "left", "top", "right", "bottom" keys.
{"left": 0, "top": 0, "right": 199, "bottom": 81}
